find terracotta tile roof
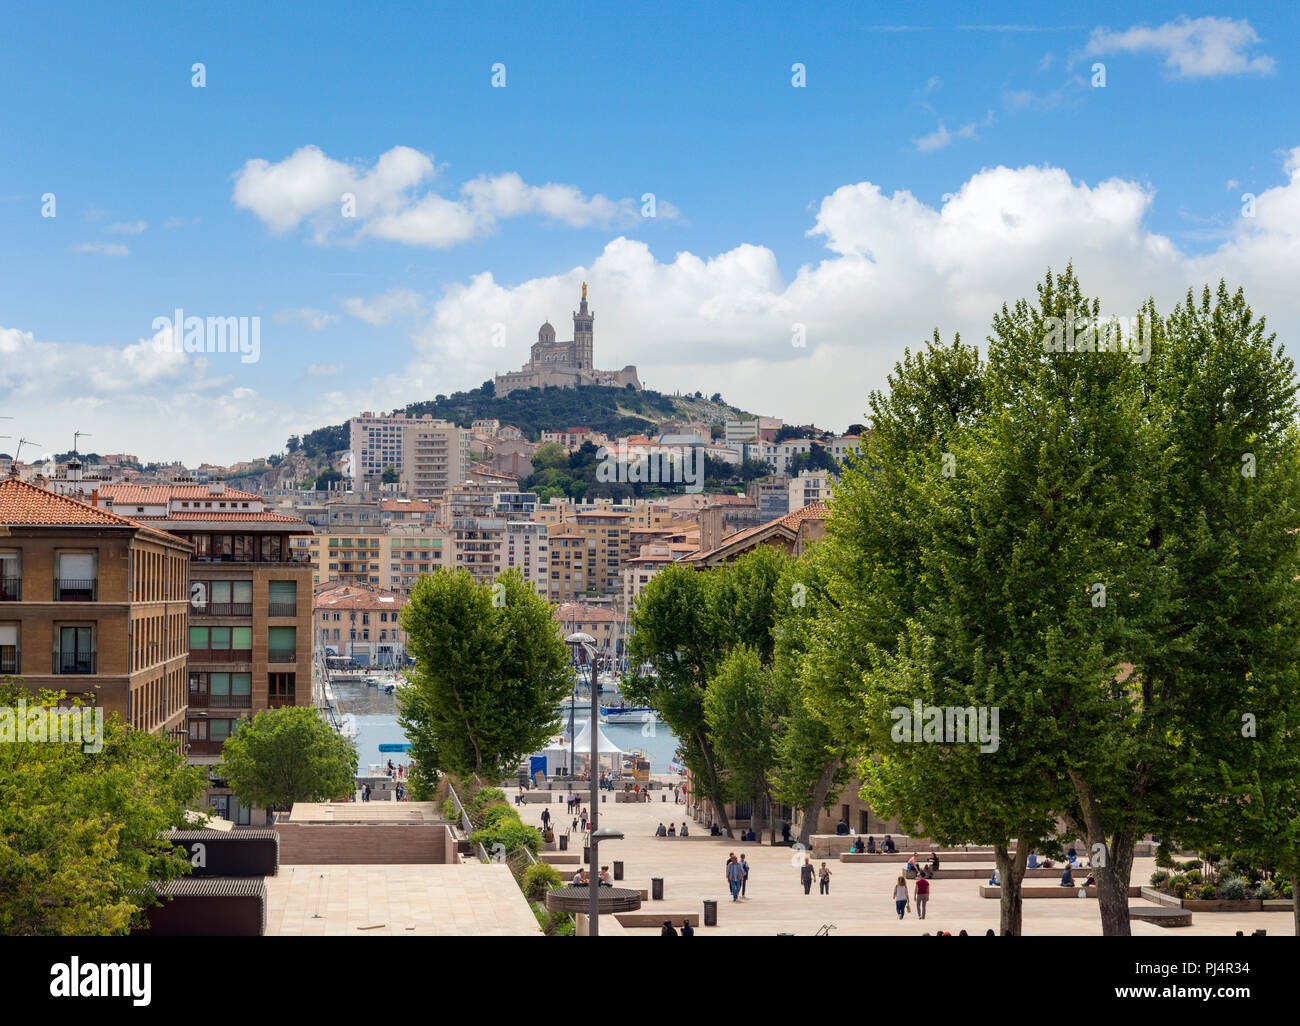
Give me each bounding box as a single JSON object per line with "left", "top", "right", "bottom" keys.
{"left": 683, "top": 500, "right": 830, "bottom": 564}
{"left": 314, "top": 581, "right": 404, "bottom": 610}
{"left": 99, "top": 483, "right": 262, "bottom": 504}
{"left": 554, "top": 602, "right": 618, "bottom": 622}
{"left": 135, "top": 510, "right": 308, "bottom": 524}
{"left": 0, "top": 477, "right": 177, "bottom": 542}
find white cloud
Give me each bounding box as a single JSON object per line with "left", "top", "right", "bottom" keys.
{"left": 232, "top": 145, "right": 673, "bottom": 247}
{"left": 1083, "top": 16, "right": 1275, "bottom": 78}
{"left": 274, "top": 307, "right": 340, "bottom": 331}
{"left": 13, "top": 148, "right": 1300, "bottom": 463}
{"left": 107, "top": 220, "right": 147, "bottom": 234}
{"left": 305, "top": 362, "right": 343, "bottom": 378}
{"left": 923, "top": 75, "right": 942, "bottom": 94}
{"left": 343, "top": 288, "right": 424, "bottom": 325}
{"left": 73, "top": 242, "right": 128, "bottom": 256}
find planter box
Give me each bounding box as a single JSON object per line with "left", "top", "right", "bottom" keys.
{"left": 1141, "top": 885, "right": 1294, "bottom": 912}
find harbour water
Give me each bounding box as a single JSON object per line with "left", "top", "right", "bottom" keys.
{"left": 330, "top": 677, "right": 681, "bottom": 774}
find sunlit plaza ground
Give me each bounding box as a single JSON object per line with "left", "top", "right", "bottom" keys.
{"left": 522, "top": 791, "right": 1295, "bottom": 937}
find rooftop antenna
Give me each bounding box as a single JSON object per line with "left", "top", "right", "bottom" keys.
{"left": 15, "top": 438, "right": 41, "bottom": 462}
{"left": 73, "top": 430, "right": 92, "bottom": 456}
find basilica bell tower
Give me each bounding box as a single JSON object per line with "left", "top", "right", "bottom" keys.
{"left": 573, "top": 281, "right": 594, "bottom": 370}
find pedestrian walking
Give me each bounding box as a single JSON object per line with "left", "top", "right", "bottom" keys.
{"left": 740, "top": 854, "right": 750, "bottom": 897}
{"left": 580, "top": 808, "right": 589, "bottom": 832}
{"left": 819, "top": 862, "right": 832, "bottom": 895}
{"left": 726, "top": 854, "right": 744, "bottom": 901}
{"left": 800, "top": 857, "right": 814, "bottom": 895}
{"left": 893, "top": 875, "right": 910, "bottom": 918}
{"left": 914, "top": 873, "right": 930, "bottom": 919}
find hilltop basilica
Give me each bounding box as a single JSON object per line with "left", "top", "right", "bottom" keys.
{"left": 493, "top": 283, "right": 642, "bottom": 397}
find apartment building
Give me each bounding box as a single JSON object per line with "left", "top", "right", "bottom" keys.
{"left": 387, "top": 524, "right": 452, "bottom": 596}
{"left": 0, "top": 475, "right": 191, "bottom": 735}
{"left": 505, "top": 521, "right": 549, "bottom": 596}
{"left": 789, "top": 470, "right": 831, "bottom": 509}
{"left": 553, "top": 602, "right": 626, "bottom": 662}
{"left": 622, "top": 541, "right": 679, "bottom": 610}
{"left": 546, "top": 510, "right": 633, "bottom": 601}
{"left": 98, "top": 481, "right": 314, "bottom": 825}
{"left": 401, "top": 418, "right": 471, "bottom": 500}
{"left": 315, "top": 580, "right": 406, "bottom": 667}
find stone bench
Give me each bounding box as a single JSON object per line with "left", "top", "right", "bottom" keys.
{"left": 838, "top": 851, "right": 1013, "bottom": 864}
{"left": 519, "top": 792, "right": 554, "bottom": 803}
{"left": 614, "top": 910, "right": 700, "bottom": 928}
{"left": 541, "top": 853, "right": 581, "bottom": 865}
{"left": 980, "top": 885, "right": 1141, "bottom": 899}
{"left": 1131, "top": 906, "right": 1193, "bottom": 927}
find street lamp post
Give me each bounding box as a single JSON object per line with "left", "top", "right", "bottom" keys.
{"left": 566, "top": 631, "right": 607, "bottom": 935}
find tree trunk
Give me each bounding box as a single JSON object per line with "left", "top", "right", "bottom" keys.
{"left": 1093, "top": 829, "right": 1135, "bottom": 936}
{"left": 696, "top": 732, "right": 732, "bottom": 837}
{"left": 995, "top": 843, "right": 1029, "bottom": 935}
{"left": 796, "top": 757, "right": 840, "bottom": 848}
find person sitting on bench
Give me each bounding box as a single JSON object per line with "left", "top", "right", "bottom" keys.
{"left": 1067, "top": 846, "right": 1078, "bottom": 866}
{"left": 710, "top": 822, "right": 722, "bottom": 836}
{"left": 655, "top": 822, "right": 667, "bottom": 837}
{"left": 1060, "top": 866, "right": 1075, "bottom": 887}
{"left": 572, "top": 868, "right": 589, "bottom": 886}
{"left": 988, "top": 868, "right": 1001, "bottom": 886}
{"left": 1081, "top": 872, "right": 1095, "bottom": 887}
{"left": 680, "top": 822, "right": 689, "bottom": 836}
{"left": 667, "top": 824, "right": 676, "bottom": 836}
{"left": 866, "top": 836, "right": 876, "bottom": 853}
{"left": 1027, "top": 851, "right": 1040, "bottom": 868}
{"left": 906, "top": 853, "right": 920, "bottom": 877}
{"left": 882, "top": 835, "right": 897, "bottom": 854}
{"left": 836, "top": 818, "right": 850, "bottom": 835}
{"left": 929, "top": 852, "right": 941, "bottom": 874}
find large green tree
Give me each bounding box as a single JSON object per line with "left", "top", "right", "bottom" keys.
{"left": 0, "top": 681, "right": 206, "bottom": 935}
{"left": 702, "top": 647, "right": 779, "bottom": 837}
{"left": 398, "top": 568, "right": 571, "bottom": 784}
{"left": 218, "top": 705, "right": 358, "bottom": 813}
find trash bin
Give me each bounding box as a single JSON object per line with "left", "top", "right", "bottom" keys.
{"left": 651, "top": 877, "right": 664, "bottom": 900}
{"left": 703, "top": 899, "right": 717, "bottom": 926}
{"left": 601, "top": 794, "right": 606, "bottom": 803}
{"left": 613, "top": 860, "right": 624, "bottom": 881}
{"left": 559, "top": 834, "right": 568, "bottom": 850}
{"left": 661, "top": 794, "right": 667, "bottom": 802}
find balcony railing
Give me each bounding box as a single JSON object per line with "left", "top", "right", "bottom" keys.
{"left": 186, "top": 739, "right": 226, "bottom": 756}
{"left": 205, "top": 603, "right": 253, "bottom": 617}
{"left": 267, "top": 602, "right": 298, "bottom": 617}
{"left": 0, "top": 577, "right": 20, "bottom": 601}
{"left": 57, "top": 651, "right": 96, "bottom": 674}
{"left": 267, "top": 695, "right": 297, "bottom": 709}
{"left": 188, "top": 692, "right": 252, "bottom": 709}
{"left": 55, "top": 579, "right": 97, "bottom": 601}
{"left": 268, "top": 647, "right": 296, "bottom": 663}
{"left": 0, "top": 655, "right": 18, "bottom": 675}
{"left": 190, "top": 649, "right": 253, "bottom": 663}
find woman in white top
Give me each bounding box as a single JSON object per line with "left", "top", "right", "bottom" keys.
{"left": 893, "top": 875, "right": 910, "bottom": 918}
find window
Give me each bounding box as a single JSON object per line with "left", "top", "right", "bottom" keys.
{"left": 0, "top": 623, "right": 18, "bottom": 674}
{"left": 0, "top": 551, "right": 20, "bottom": 601}
{"left": 268, "top": 626, "right": 296, "bottom": 663}
{"left": 268, "top": 580, "right": 296, "bottom": 616}
{"left": 56, "top": 553, "right": 96, "bottom": 600}
{"left": 58, "top": 625, "right": 94, "bottom": 673}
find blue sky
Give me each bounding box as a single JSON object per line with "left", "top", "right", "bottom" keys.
{"left": 2, "top": 1, "right": 1298, "bottom": 463}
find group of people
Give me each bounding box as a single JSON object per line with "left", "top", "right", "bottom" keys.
{"left": 654, "top": 822, "right": 690, "bottom": 836}
{"left": 660, "top": 919, "right": 694, "bottom": 935}
{"left": 845, "top": 833, "right": 898, "bottom": 854}
{"left": 540, "top": 806, "right": 589, "bottom": 834}
{"left": 385, "top": 759, "right": 406, "bottom": 779}
{"left": 725, "top": 852, "right": 750, "bottom": 900}
{"left": 798, "top": 856, "right": 834, "bottom": 895}
{"left": 570, "top": 866, "right": 612, "bottom": 887}
{"left": 892, "top": 874, "right": 931, "bottom": 918}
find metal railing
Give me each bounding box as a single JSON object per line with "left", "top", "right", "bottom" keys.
{"left": 56, "top": 651, "right": 96, "bottom": 674}
{"left": 0, "top": 577, "right": 20, "bottom": 601}
{"left": 55, "top": 578, "right": 97, "bottom": 601}
{"left": 268, "top": 647, "right": 297, "bottom": 663}
{"left": 0, "top": 655, "right": 18, "bottom": 674}
{"left": 267, "top": 602, "right": 298, "bottom": 617}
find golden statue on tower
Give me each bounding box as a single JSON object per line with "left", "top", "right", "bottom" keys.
{"left": 581, "top": 281, "right": 587, "bottom": 301}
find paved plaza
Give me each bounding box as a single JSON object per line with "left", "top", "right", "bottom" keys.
{"left": 527, "top": 790, "right": 1295, "bottom": 937}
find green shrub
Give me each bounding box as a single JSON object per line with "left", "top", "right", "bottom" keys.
{"left": 1227, "top": 852, "right": 1257, "bottom": 883}
{"left": 1220, "top": 876, "right": 1250, "bottom": 901}
{"left": 1255, "top": 880, "right": 1275, "bottom": 900}
{"left": 1171, "top": 880, "right": 1188, "bottom": 899}
{"left": 1186, "top": 869, "right": 1202, "bottom": 885}
{"left": 1155, "top": 844, "right": 1176, "bottom": 870}
{"left": 1149, "top": 870, "right": 1170, "bottom": 888}
{"left": 440, "top": 797, "right": 457, "bottom": 821}
{"left": 1179, "top": 859, "right": 1202, "bottom": 871}
{"left": 468, "top": 786, "right": 508, "bottom": 819}
{"left": 1279, "top": 878, "right": 1293, "bottom": 898}
{"left": 470, "top": 819, "right": 541, "bottom": 858}
{"left": 482, "top": 803, "right": 522, "bottom": 829}
{"left": 522, "top": 862, "right": 563, "bottom": 902}
{"left": 1198, "top": 884, "right": 1217, "bottom": 900}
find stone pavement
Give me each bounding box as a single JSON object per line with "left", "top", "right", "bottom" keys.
{"left": 528, "top": 791, "right": 1295, "bottom": 937}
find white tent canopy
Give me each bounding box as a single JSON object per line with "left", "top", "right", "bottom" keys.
{"left": 573, "top": 718, "right": 624, "bottom": 757}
